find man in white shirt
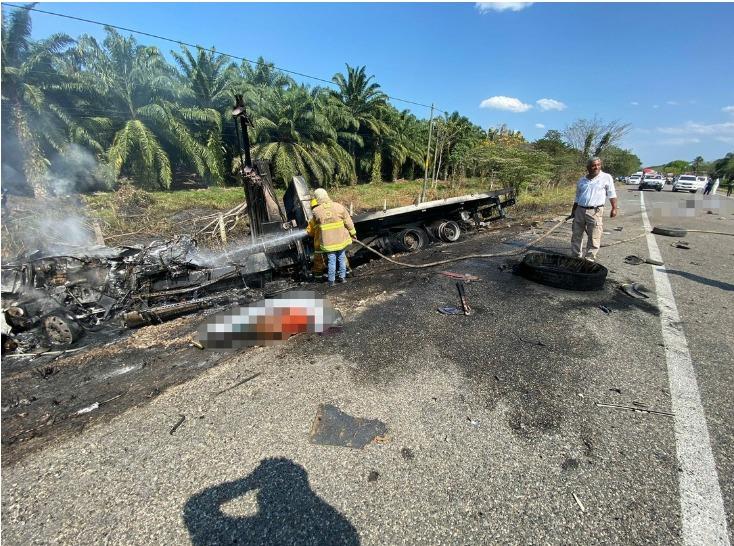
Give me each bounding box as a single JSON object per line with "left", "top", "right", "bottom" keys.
{"left": 570, "top": 157, "right": 618, "bottom": 261}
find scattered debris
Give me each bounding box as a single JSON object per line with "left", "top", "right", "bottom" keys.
{"left": 614, "top": 226, "right": 624, "bottom": 232}
{"left": 595, "top": 402, "right": 674, "bottom": 417}
{"left": 466, "top": 417, "right": 480, "bottom": 427}
{"left": 620, "top": 283, "right": 650, "bottom": 300}
{"left": 624, "top": 255, "right": 664, "bottom": 266}
{"left": 169, "top": 414, "right": 186, "bottom": 435}
{"left": 599, "top": 305, "right": 612, "bottom": 314}
{"left": 309, "top": 404, "right": 387, "bottom": 449}
{"left": 439, "top": 271, "right": 480, "bottom": 282}
{"left": 189, "top": 339, "right": 205, "bottom": 350}
{"left": 689, "top": 262, "right": 703, "bottom": 266}
{"left": 400, "top": 447, "right": 415, "bottom": 461}
{"left": 214, "top": 372, "right": 262, "bottom": 396}
{"left": 438, "top": 306, "right": 462, "bottom": 315}
{"left": 456, "top": 281, "right": 472, "bottom": 316}
{"left": 76, "top": 402, "right": 99, "bottom": 415}
{"left": 573, "top": 492, "right": 586, "bottom": 513}
{"left": 367, "top": 470, "right": 380, "bottom": 482}
{"left": 672, "top": 241, "right": 690, "bottom": 249}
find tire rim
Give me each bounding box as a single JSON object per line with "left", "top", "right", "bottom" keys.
{"left": 43, "top": 315, "right": 75, "bottom": 345}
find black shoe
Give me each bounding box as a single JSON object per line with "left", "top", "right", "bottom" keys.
{"left": 327, "top": 281, "right": 335, "bottom": 288}
{"left": 337, "top": 277, "right": 346, "bottom": 284}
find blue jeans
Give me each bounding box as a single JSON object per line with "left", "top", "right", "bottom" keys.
{"left": 326, "top": 250, "right": 347, "bottom": 283}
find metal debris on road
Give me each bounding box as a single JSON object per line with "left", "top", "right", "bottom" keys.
{"left": 189, "top": 339, "right": 204, "bottom": 350}
{"left": 595, "top": 402, "right": 674, "bottom": 417}
{"left": 456, "top": 281, "right": 472, "bottom": 315}
{"left": 599, "top": 305, "right": 612, "bottom": 314}
{"left": 309, "top": 404, "right": 388, "bottom": 449}
{"left": 614, "top": 226, "right": 624, "bottom": 231}
{"left": 672, "top": 241, "right": 690, "bottom": 249}
{"left": 437, "top": 306, "right": 462, "bottom": 315}
{"left": 169, "top": 414, "right": 186, "bottom": 435}
{"left": 624, "top": 255, "right": 664, "bottom": 266}
{"left": 573, "top": 493, "right": 586, "bottom": 513}
{"left": 214, "top": 372, "right": 262, "bottom": 396}
{"left": 76, "top": 402, "right": 99, "bottom": 415}
{"left": 620, "top": 283, "right": 650, "bottom": 300}
{"left": 439, "top": 271, "right": 480, "bottom": 282}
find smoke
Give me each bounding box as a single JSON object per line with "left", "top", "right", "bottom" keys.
{"left": 43, "top": 144, "right": 115, "bottom": 196}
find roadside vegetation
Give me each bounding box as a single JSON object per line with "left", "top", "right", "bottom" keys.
{"left": 2, "top": 6, "right": 732, "bottom": 254}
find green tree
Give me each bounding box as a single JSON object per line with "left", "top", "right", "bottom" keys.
{"left": 172, "top": 45, "right": 239, "bottom": 185}
{"left": 710, "top": 152, "right": 734, "bottom": 182}
{"left": 691, "top": 156, "right": 705, "bottom": 174}
{"left": 241, "top": 85, "right": 352, "bottom": 188}
{"left": 1, "top": 5, "right": 74, "bottom": 196}
{"left": 72, "top": 28, "right": 220, "bottom": 189}
{"left": 663, "top": 160, "right": 691, "bottom": 175}
{"left": 599, "top": 146, "right": 641, "bottom": 177}
{"left": 331, "top": 64, "right": 389, "bottom": 183}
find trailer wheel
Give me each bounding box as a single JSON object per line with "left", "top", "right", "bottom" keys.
{"left": 394, "top": 228, "right": 427, "bottom": 252}
{"left": 515, "top": 252, "right": 607, "bottom": 291}
{"left": 43, "top": 312, "right": 83, "bottom": 346}
{"left": 439, "top": 220, "right": 461, "bottom": 242}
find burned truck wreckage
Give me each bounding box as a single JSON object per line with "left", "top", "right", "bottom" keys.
{"left": 1, "top": 95, "right": 516, "bottom": 351}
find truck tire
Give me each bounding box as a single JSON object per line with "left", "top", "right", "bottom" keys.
{"left": 393, "top": 228, "right": 427, "bottom": 252}
{"left": 438, "top": 220, "right": 461, "bottom": 242}
{"left": 652, "top": 226, "right": 688, "bottom": 237}
{"left": 42, "top": 312, "right": 83, "bottom": 346}
{"left": 515, "top": 253, "right": 607, "bottom": 291}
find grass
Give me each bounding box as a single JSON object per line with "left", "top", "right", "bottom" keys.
{"left": 1, "top": 178, "right": 578, "bottom": 255}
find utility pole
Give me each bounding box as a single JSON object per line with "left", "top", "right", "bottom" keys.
{"left": 420, "top": 104, "right": 435, "bottom": 204}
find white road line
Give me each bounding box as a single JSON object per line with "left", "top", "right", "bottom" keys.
{"left": 639, "top": 192, "right": 730, "bottom": 546}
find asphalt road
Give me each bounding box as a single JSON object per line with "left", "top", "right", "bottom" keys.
{"left": 2, "top": 185, "right": 732, "bottom": 545}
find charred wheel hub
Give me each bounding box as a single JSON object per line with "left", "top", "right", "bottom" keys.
{"left": 43, "top": 314, "right": 81, "bottom": 346}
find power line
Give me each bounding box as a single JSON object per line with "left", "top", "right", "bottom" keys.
{"left": 3, "top": 2, "right": 448, "bottom": 115}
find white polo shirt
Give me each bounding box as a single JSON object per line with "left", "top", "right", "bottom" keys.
{"left": 575, "top": 171, "right": 616, "bottom": 207}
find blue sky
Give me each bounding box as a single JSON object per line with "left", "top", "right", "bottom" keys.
{"left": 14, "top": 1, "right": 734, "bottom": 167}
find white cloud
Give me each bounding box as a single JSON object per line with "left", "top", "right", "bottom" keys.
{"left": 659, "top": 137, "right": 701, "bottom": 146}
{"left": 476, "top": 2, "right": 533, "bottom": 13}
{"left": 630, "top": 101, "right": 639, "bottom": 106}
{"left": 653, "top": 104, "right": 660, "bottom": 109}
{"left": 666, "top": 101, "right": 678, "bottom": 106}
{"left": 479, "top": 96, "right": 532, "bottom": 112}
{"left": 535, "top": 123, "right": 545, "bottom": 129}
{"left": 716, "top": 136, "right": 734, "bottom": 145}
{"left": 536, "top": 98, "right": 567, "bottom": 111}
{"left": 723, "top": 105, "right": 734, "bottom": 113}
{"left": 657, "top": 121, "right": 734, "bottom": 136}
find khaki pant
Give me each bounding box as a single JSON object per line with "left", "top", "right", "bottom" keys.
{"left": 571, "top": 206, "right": 604, "bottom": 259}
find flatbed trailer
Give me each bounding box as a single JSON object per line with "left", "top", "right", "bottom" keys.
{"left": 350, "top": 188, "right": 516, "bottom": 254}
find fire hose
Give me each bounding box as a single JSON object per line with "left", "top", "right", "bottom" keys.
{"left": 349, "top": 218, "right": 733, "bottom": 270}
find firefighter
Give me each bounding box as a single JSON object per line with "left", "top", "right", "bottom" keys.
{"left": 309, "top": 197, "right": 327, "bottom": 279}
{"left": 306, "top": 188, "right": 356, "bottom": 287}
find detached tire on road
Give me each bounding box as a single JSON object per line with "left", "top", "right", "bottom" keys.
{"left": 652, "top": 226, "right": 688, "bottom": 237}
{"left": 516, "top": 252, "right": 608, "bottom": 291}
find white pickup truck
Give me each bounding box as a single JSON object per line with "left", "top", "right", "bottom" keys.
{"left": 672, "top": 175, "right": 705, "bottom": 193}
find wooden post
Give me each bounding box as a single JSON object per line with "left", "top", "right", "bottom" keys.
{"left": 218, "top": 212, "right": 227, "bottom": 244}
{"left": 420, "top": 104, "right": 435, "bottom": 204}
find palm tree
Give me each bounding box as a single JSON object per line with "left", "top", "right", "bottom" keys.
{"left": 691, "top": 156, "right": 704, "bottom": 174}
{"left": 331, "top": 64, "right": 389, "bottom": 183}
{"left": 69, "top": 28, "right": 220, "bottom": 189}
{"left": 1, "top": 5, "right": 74, "bottom": 196}
{"left": 238, "top": 85, "right": 351, "bottom": 188}
{"left": 172, "top": 45, "right": 239, "bottom": 185}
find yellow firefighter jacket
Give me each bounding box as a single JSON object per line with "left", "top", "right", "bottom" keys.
{"left": 307, "top": 201, "right": 356, "bottom": 252}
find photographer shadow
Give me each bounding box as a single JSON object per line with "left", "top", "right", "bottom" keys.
{"left": 183, "top": 457, "right": 360, "bottom": 546}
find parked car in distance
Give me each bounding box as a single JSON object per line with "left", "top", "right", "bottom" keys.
{"left": 672, "top": 174, "right": 703, "bottom": 193}
{"left": 639, "top": 175, "right": 664, "bottom": 191}
{"left": 627, "top": 174, "right": 642, "bottom": 185}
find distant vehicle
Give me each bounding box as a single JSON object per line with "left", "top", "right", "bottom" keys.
{"left": 639, "top": 175, "right": 664, "bottom": 192}
{"left": 696, "top": 176, "right": 709, "bottom": 189}
{"left": 627, "top": 174, "right": 642, "bottom": 185}
{"left": 672, "top": 174, "right": 704, "bottom": 193}
{"left": 665, "top": 173, "right": 675, "bottom": 184}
